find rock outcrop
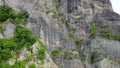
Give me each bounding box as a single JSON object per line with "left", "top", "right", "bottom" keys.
{"left": 0, "top": 0, "right": 120, "bottom": 68}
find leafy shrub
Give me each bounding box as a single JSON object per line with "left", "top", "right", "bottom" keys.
{"left": 90, "top": 23, "right": 97, "bottom": 37}
{"left": 103, "top": 27, "right": 113, "bottom": 39}
{"left": 0, "top": 38, "right": 16, "bottom": 60}
{"left": 81, "top": 53, "right": 87, "bottom": 60}
{"left": 64, "top": 51, "right": 73, "bottom": 57}
{"left": 38, "top": 41, "right": 46, "bottom": 63}
{"left": 0, "top": 26, "right": 37, "bottom": 66}
{"left": 91, "top": 51, "right": 103, "bottom": 64}
{"left": 0, "top": 5, "right": 29, "bottom": 24}
{"left": 52, "top": 50, "right": 61, "bottom": 57}
{"left": 0, "top": 61, "right": 9, "bottom": 68}
{"left": 10, "top": 61, "right": 26, "bottom": 68}
{"left": 113, "top": 34, "right": 120, "bottom": 41}
{"left": 101, "top": 26, "right": 120, "bottom": 41}
{"left": 12, "top": 11, "right": 29, "bottom": 24}
{"left": 0, "top": 5, "right": 14, "bottom": 22}
{"left": 13, "top": 26, "right": 37, "bottom": 50}
{"left": 75, "top": 40, "right": 81, "bottom": 45}
{"left": 29, "top": 64, "right": 36, "bottom": 68}
{"left": 68, "top": 33, "right": 74, "bottom": 38}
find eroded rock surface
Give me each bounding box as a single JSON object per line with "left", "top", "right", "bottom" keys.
{"left": 0, "top": 0, "right": 120, "bottom": 68}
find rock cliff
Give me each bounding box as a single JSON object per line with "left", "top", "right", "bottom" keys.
{"left": 0, "top": 0, "right": 120, "bottom": 68}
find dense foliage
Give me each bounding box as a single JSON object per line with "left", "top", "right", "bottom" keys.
{"left": 0, "top": 4, "right": 39, "bottom": 67}
{"left": 0, "top": 5, "right": 13, "bottom": 22}
{"left": 10, "top": 61, "right": 26, "bottom": 68}
{"left": 0, "top": 26, "right": 37, "bottom": 67}
{"left": 14, "top": 26, "right": 37, "bottom": 50}
{"left": 0, "top": 5, "right": 29, "bottom": 24}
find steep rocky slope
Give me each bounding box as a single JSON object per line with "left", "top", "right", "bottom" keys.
{"left": 0, "top": 0, "right": 120, "bottom": 68}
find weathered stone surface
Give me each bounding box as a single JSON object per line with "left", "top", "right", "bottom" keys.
{"left": 90, "top": 37, "right": 120, "bottom": 59}
{"left": 1, "top": 0, "right": 120, "bottom": 68}
{"left": 3, "top": 23, "right": 16, "bottom": 38}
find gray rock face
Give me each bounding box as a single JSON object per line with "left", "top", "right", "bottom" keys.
{"left": 3, "top": 23, "right": 16, "bottom": 38}
{"left": 90, "top": 37, "right": 120, "bottom": 59}
{"left": 1, "top": 0, "right": 120, "bottom": 68}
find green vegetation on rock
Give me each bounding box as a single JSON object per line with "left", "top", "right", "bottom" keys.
{"left": 75, "top": 40, "right": 81, "bottom": 45}
{"left": 113, "top": 34, "right": 120, "bottom": 41}
{"left": 10, "top": 61, "right": 26, "bottom": 68}
{"left": 0, "top": 5, "right": 14, "bottom": 22}
{"left": 90, "top": 23, "right": 97, "bottom": 37}
{"left": 38, "top": 41, "right": 46, "bottom": 63}
{"left": 102, "top": 26, "right": 120, "bottom": 41}
{"left": 81, "top": 53, "right": 87, "bottom": 60}
{"left": 14, "top": 26, "right": 37, "bottom": 50}
{"left": 0, "top": 26, "right": 37, "bottom": 67}
{"left": 64, "top": 51, "right": 73, "bottom": 57}
{"left": 102, "top": 27, "right": 113, "bottom": 39}
{"left": 52, "top": 50, "right": 61, "bottom": 58}
{"left": 0, "top": 4, "right": 39, "bottom": 67}
{"left": 0, "top": 5, "right": 29, "bottom": 24}
{"left": 29, "top": 64, "right": 36, "bottom": 68}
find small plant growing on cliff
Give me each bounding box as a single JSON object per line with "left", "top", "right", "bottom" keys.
{"left": 12, "top": 11, "right": 29, "bottom": 24}
{"left": 38, "top": 41, "right": 46, "bottom": 63}
{"left": 81, "top": 53, "right": 87, "bottom": 60}
{"left": 10, "top": 61, "right": 26, "bottom": 68}
{"left": 113, "top": 34, "right": 120, "bottom": 41}
{"left": 64, "top": 51, "right": 73, "bottom": 57}
{"left": 90, "top": 51, "right": 103, "bottom": 64}
{"left": 103, "top": 27, "right": 113, "bottom": 39}
{"left": 75, "top": 39, "right": 81, "bottom": 45}
{"left": 29, "top": 64, "right": 36, "bottom": 68}
{"left": 52, "top": 50, "right": 61, "bottom": 58}
{"left": 90, "top": 23, "right": 97, "bottom": 37}
{"left": 68, "top": 33, "right": 74, "bottom": 38}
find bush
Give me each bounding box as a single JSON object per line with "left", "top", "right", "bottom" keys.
{"left": 0, "top": 5, "right": 29, "bottom": 24}
{"left": 0, "top": 38, "right": 16, "bottom": 60}
{"left": 10, "top": 61, "right": 26, "bottom": 68}
{"left": 113, "top": 34, "right": 120, "bottom": 41}
{"left": 0, "top": 61, "right": 9, "bottom": 68}
{"left": 52, "top": 50, "right": 61, "bottom": 57}
{"left": 0, "top": 5, "right": 14, "bottom": 22}
{"left": 29, "top": 64, "right": 36, "bottom": 68}
{"left": 90, "top": 23, "right": 97, "bottom": 37}
{"left": 0, "top": 26, "right": 37, "bottom": 66}
{"left": 38, "top": 41, "right": 46, "bottom": 63}
{"left": 13, "top": 26, "right": 37, "bottom": 50}
{"left": 75, "top": 40, "right": 81, "bottom": 45}
{"left": 12, "top": 11, "right": 29, "bottom": 24}
{"left": 81, "top": 53, "right": 87, "bottom": 60}
{"left": 64, "top": 51, "right": 73, "bottom": 57}
{"left": 91, "top": 51, "right": 103, "bottom": 64}
{"left": 103, "top": 27, "right": 113, "bottom": 39}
